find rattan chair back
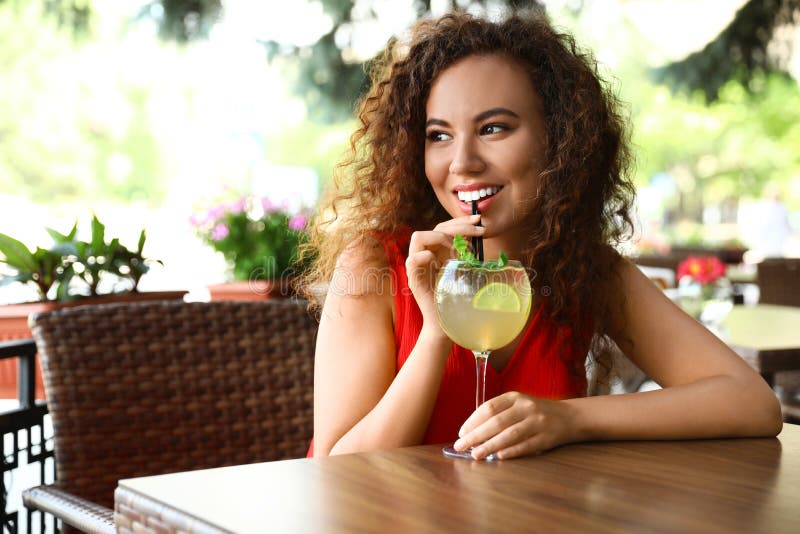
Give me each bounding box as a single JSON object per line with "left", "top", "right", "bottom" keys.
{"left": 758, "top": 258, "right": 800, "bottom": 307}
{"left": 29, "top": 299, "right": 317, "bottom": 511}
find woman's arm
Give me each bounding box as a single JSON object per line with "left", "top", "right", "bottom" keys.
{"left": 312, "top": 239, "right": 452, "bottom": 456}
{"left": 455, "top": 258, "right": 782, "bottom": 460}
{"left": 314, "top": 217, "right": 486, "bottom": 456}
{"left": 565, "top": 259, "right": 783, "bottom": 441}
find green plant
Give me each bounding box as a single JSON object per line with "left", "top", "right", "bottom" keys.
{"left": 191, "top": 195, "right": 310, "bottom": 281}
{"left": 452, "top": 235, "right": 508, "bottom": 269}
{"left": 0, "top": 215, "right": 159, "bottom": 302}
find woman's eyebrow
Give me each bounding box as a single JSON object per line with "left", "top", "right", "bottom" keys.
{"left": 425, "top": 107, "right": 519, "bottom": 128}
{"left": 474, "top": 107, "right": 519, "bottom": 122}
{"left": 425, "top": 118, "right": 449, "bottom": 128}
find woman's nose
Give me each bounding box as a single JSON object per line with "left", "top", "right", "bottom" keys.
{"left": 448, "top": 137, "right": 486, "bottom": 176}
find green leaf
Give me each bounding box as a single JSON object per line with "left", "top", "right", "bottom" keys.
{"left": 46, "top": 221, "right": 79, "bottom": 243}
{"left": 453, "top": 235, "right": 474, "bottom": 262}
{"left": 67, "top": 221, "right": 78, "bottom": 241}
{"left": 0, "top": 233, "right": 38, "bottom": 273}
{"left": 451, "top": 235, "right": 510, "bottom": 269}
{"left": 137, "top": 229, "right": 146, "bottom": 254}
{"left": 91, "top": 214, "right": 106, "bottom": 251}
{"left": 453, "top": 235, "right": 467, "bottom": 258}
{"left": 497, "top": 251, "right": 508, "bottom": 268}
{"left": 46, "top": 228, "right": 69, "bottom": 243}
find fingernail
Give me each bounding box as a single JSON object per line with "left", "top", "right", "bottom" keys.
{"left": 454, "top": 439, "right": 465, "bottom": 451}
{"left": 458, "top": 426, "right": 465, "bottom": 437}
{"left": 471, "top": 447, "right": 483, "bottom": 460}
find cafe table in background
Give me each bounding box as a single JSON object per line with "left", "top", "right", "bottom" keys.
{"left": 114, "top": 424, "right": 800, "bottom": 533}
{"left": 716, "top": 304, "right": 800, "bottom": 387}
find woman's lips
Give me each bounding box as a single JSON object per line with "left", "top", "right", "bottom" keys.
{"left": 455, "top": 187, "right": 502, "bottom": 214}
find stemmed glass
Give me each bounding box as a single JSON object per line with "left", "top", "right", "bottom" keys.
{"left": 435, "top": 258, "right": 532, "bottom": 460}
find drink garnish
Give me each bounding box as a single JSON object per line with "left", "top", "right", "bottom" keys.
{"left": 472, "top": 282, "right": 521, "bottom": 312}
{"left": 453, "top": 235, "right": 508, "bottom": 269}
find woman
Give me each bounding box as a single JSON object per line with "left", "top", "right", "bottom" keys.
{"left": 302, "top": 11, "right": 782, "bottom": 460}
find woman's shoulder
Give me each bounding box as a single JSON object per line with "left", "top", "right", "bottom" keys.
{"left": 337, "top": 235, "right": 389, "bottom": 273}
{"left": 330, "top": 234, "right": 396, "bottom": 299}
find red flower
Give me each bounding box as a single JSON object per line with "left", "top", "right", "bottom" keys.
{"left": 677, "top": 256, "right": 727, "bottom": 285}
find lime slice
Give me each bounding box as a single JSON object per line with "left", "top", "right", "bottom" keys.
{"left": 472, "top": 282, "right": 521, "bottom": 312}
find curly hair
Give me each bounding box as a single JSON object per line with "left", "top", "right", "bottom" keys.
{"left": 300, "top": 11, "right": 636, "bottom": 381}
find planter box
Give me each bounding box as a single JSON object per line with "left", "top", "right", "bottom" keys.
{"left": 0, "top": 291, "right": 187, "bottom": 400}
{"left": 207, "top": 280, "right": 295, "bottom": 301}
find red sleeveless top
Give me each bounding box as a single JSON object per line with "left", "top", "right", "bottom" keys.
{"left": 307, "top": 228, "right": 586, "bottom": 455}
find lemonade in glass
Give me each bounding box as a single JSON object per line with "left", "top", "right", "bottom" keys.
{"left": 435, "top": 258, "right": 532, "bottom": 460}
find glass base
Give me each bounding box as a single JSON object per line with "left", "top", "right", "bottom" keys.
{"left": 442, "top": 445, "right": 498, "bottom": 461}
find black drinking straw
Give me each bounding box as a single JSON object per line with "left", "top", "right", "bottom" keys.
{"left": 471, "top": 199, "right": 484, "bottom": 262}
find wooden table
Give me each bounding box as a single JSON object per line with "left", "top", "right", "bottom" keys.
{"left": 114, "top": 424, "right": 800, "bottom": 533}
{"left": 718, "top": 304, "right": 800, "bottom": 386}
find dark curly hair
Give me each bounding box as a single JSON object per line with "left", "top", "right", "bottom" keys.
{"left": 300, "top": 11, "right": 636, "bottom": 381}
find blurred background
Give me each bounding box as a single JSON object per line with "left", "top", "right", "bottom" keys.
{"left": 1, "top": 0, "right": 798, "bottom": 304}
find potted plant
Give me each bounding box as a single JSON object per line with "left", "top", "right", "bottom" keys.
{"left": 0, "top": 214, "right": 185, "bottom": 399}
{"left": 190, "top": 194, "right": 311, "bottom": 301}
{"left": 676, "top": 255, "right": 732, "bottom": 324}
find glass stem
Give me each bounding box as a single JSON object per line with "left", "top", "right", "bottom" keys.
{"left": 473, "top": 351, "right": 491, "bottom": 409}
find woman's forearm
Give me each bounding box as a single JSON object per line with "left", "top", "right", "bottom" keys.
{"left": 329, "top": 327, "right": 452, "bottom": 455}
{"left": 564, "top": 375, "right": 783, "bottom": 443}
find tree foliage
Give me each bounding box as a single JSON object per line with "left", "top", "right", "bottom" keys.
{"left": 137, "top": 0, "right": 222, "bottom": 42}
{"left": 0, "top": 0, "right": 222, "bottom": 41}
{"left": 0, "top": 2, "right": 166, "bottom": 203}
{"left": 657, "top": 0, "right": 800, "bottom": 102}
{"left": 263, "top": 0, "right": 545, "bottom": 121}
{"left": 632, "top": 73, "right": 800, "bottom": 216}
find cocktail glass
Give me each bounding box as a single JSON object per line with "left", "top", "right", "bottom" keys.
{"left": 435, "top": 259, "right": 532, "bottom": 460}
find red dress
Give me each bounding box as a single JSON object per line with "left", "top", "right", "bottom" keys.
{"left": 307, "top": 228, "right": 587, "bottom": 455}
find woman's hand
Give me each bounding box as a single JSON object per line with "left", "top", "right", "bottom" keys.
{"left": 453, "top": 392, "right": 578, "bottom": 460}
{"left": 406, "top": 214, "right": 484, "bottom": 329}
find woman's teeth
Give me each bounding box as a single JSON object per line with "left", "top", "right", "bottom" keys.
{"left": 456, "top": 186, "right": 501, "bottom": 202}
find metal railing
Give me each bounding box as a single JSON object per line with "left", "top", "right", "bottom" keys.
{"left": 0, "top": 340, "right": 56, "bottom": 534}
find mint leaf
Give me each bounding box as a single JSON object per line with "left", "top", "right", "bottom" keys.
{"left": 452, "top": 235, "right": 477, "bottom": 265}
{"left": 497, "top": 251, "right": 508, "bottom": 268}
{"left": 452, "top": 235, "right": 511, "bottom": 268}
{"left": 453, "top": 235, "right": 469, "bottom": 259}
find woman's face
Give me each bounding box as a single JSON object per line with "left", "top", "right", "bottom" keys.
{"left": 424, "top": 54, "right": 547, "bottom": 241}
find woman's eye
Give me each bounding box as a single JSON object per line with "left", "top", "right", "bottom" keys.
{"left": 480, "top": 124, "right": 508, "bottom": 135}
{"left": 426, "top": 130, "right": 451, "bottom": 142}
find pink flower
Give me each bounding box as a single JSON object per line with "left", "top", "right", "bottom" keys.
{"left": 227, "top": 197, "right": 247, "bottom": 214}
{"left": 210, "top": 223, "right": 229, "bottom": 241}
{"left": 207, "top": 205, "right": 225, "bottom": 222}
{"left": 288, "top": 214, "right": 307, "bottom": 231}
{"left": 188, "top": 213, "right": 206, "bottom": 228}
{"left": 677, "top": 256, "right": 726, "bottom": 285}
{"left": 260, "top": 197, "right": 275, "bottom": 213}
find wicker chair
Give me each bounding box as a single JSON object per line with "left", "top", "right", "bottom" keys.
{"left": 22, "top": 299, "right": 317, "bottom": 534}
{"left": 757, "top": 258, "right": 800, "bottom": 307}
